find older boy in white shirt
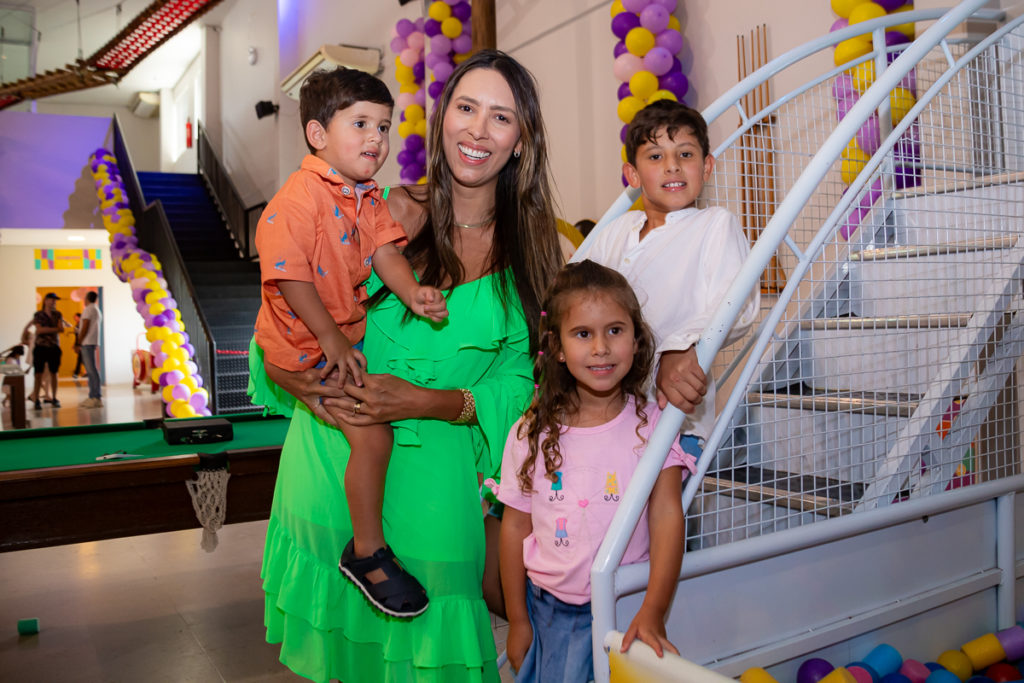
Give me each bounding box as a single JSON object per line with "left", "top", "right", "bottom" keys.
{"left": 577, "top": 100, "right": 759, "bottom": 458}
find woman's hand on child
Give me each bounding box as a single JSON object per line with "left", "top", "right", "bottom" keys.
{"left": 327, "top": 372, "right": 425, "bottom": 425}
{"left": 263, "top": 360, "right": 348, "bottom": 428}
{"left": 506, "top": 619, "right": 534, "bottom": 672}
{"left": 656, "top": 347, "right": 707, "bottom": 413}
{"left": 621, "top": 606, "right": 679, "bottom": 658}
{"left": 410, "top": 286, "right": 449, "bottom": 323}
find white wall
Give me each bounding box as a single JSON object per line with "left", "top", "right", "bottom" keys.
{"left": 32, "top": 102, "right": 161, "bottom": 172}
{"left": 0, "top": 230, "right": 146, "bottom": 386}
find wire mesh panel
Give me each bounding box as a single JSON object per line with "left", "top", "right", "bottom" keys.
{"left": 689, "top": 23, "right": 1024, "bottom": 550}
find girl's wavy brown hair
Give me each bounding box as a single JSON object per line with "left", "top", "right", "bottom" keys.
{"left": 516, "top": 260, "right": 655, "bottom": 494}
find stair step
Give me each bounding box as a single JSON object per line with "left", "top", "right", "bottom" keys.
{"left": 749, "top": 388, "right": 920, "bottom": 417}
{"left": 702, "top": 465, "right": 861, "bottom": 517}
{"left": 850, "top": 235, "right": 1018, "bottom": 261}
{"left": 801, "top": 314, "right": 972, "bottom": 331}
{"left": 196, "top": 284, "right": 259, "bottom": 299}
{"left": 892, "top": 170, "right": 1024, "bottom": 200}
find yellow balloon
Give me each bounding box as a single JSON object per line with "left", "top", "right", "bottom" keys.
{"left": 181, "top": 376, "right": 199, "bottom": 393}
{"left": 453, "top": 52, "right": 469, "bottom": 64}
{"left": 171, "top": 348, "right": 188, "bottom": 364}
{"left": 830, "top": 0, "right": 863, "bottom": 19}
{"left": 145, "top": 290, "right": 166, "bottom": 304}
{"left": 161, "top": 357, "right": 182, "bottom": 372}
{"left": 849, "top": 1, "right": 886, "bottom": 24}
{"left": 621, "top": 144, "right": 629, "bottom": 163}
{"left": 427, "top": 0, "right": 451, "bottom": 21}
{"left": 890, "top": 87, "right": 915, "bottom": 125}
{"left": 841, "top": 141, "right": 870, "bottom": 185}
{"left": 630, "top": 195, "right": 645, "bottom": 211}
{"left": 891, "top": 5, "right": 915, "bottom": 40}
{"left": 405, "top": 104, "right": 425, "bottom": 123}
{"left": 162, "top": 385, "right": 177, "bottom": 403}
{"left": 170, "top": 399, "right": 197, "bottom": 418}
{"left": 740, "top": 667, "right": 780, "bottom": 683}
{"left": 834, "top": 37, "right": 871, "bottom": 66}
{"left": 629, "top": 70, "right": 659, "bottom": 100}
{"left": 667, "top": 15, "right": 680, "bottom": 31}
{"left": 146, "top": 327, "right": 162, "bottom": 343}
{"left": 625, "top": 27, "right": 655, "bottom": 56}
{"left": 161, "top": 340, "right": 180, "bottom": 354}
{"left": 851, "top": 61, "right": 875, "bottom": 93}
{"left": 610, "top": 0, "right": 625, "bottom": 17}
{"left": 417, "top": 176, "right": 427, "bottom": 185}
{"left": 395, "top": 65, "right": 415, "bottom": 85}
{"left": 415, "top": 118, "right": 427, "bottom": 138}
{"left": 617, "top": 96, "right": 646, "bottom": 124}
{"left": 399, "top": 84, "right": 418, "bottom": 94}
{"left": 169, "top": 332, "right": 185, "bottom": 347}
{"left": 398, "top": 120, "right": 414, "bottom": 139}
{"left": 441, "top": 17, "right": 462, "bottom": 39}
{"left": 148, "top": 303, "right": 166, "bottom": 316}
{"left": 647, "top": 89, "right": 678, "bottom": 103}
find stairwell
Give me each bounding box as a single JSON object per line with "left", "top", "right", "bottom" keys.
{"left": 137, "top": 172, "right": 261, "bottom": 414}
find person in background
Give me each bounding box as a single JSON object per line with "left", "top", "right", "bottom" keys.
{"left": 71, "top": 313, "right": 85, "bottom": 379}
{"left": 78, "top": 291, "right": 103, "bottom": 408}
{"left": 574, "top": 218, "right": 596, "bottom": 239}
{"left": 27, "top": 292, "right": 68, "bottom": 411}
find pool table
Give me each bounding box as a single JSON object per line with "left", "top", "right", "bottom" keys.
{"left": 0, "top": 413, "right": 290, "bottom": 552}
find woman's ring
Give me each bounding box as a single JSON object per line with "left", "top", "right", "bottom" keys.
{"left": 353, "top": 401, "right": 362, "bottom": 415}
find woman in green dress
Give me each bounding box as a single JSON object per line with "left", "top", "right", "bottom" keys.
{"left": 249, "top": 50, "right": 563, "bottom": 682}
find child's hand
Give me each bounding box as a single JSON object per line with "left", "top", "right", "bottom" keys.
{"left": 656, "top": 347, "right": 707, "bottom": 412}
{"left": 319, "top": 331, "right": 367, "bottom": 388}
{"left": 506, "top": 619, "right": 534, "bottom": 672}
{"left": 409, "top": 286, "right": 448, "bottom": 323}
{"left": 621, "top": 605, "right": 679, "bottom": 658}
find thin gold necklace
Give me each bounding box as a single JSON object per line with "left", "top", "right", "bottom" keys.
{"left": 454, "top": 216, "right": 493, "bottom": 229}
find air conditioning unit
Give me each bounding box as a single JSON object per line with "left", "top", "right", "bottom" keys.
{"left": 280, "top": 44, "right": 384, "bottom": 101}
{"left": 129, "top": 91, "right": 160, "bottom": 118}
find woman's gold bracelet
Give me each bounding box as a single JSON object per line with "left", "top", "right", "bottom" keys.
{"left": 453, "top": 388, "right": 476, "bottom": 424}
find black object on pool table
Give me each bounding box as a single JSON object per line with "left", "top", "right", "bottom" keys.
{"left": 162, "top": 417, "right": 234, "bottom": 445}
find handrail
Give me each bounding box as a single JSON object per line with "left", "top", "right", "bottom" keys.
{"left": 587, "top": 2, "right": 1003, "bottom": 681}
{"left": 112, "top": 115, "right": 147, "bottom": 222}
{"left": 195, "top": 122, "right": 266, "bottom": 260}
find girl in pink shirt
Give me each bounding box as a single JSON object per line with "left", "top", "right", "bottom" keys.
{"left": 494, "top": 260, "right": 695, "bottom": 682}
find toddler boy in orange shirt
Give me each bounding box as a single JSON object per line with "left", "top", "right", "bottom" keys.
{"left": 255, "top": 68, "right": 445, "bottom": 618}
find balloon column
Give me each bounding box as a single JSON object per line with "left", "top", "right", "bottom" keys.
{"left": 88, "top": 149, "right": 212, "bottom": 418}
{"left": 423, "top": 1, "right": 472, "bottom": 102}
{"left": 611, "top": 0, "right": 688, "bottom": 185}
{"left": 830, "top": 1, "right": 921, "bottom": 202}
{"left": 392, "top": 17, "right": 428, "bottom": 184}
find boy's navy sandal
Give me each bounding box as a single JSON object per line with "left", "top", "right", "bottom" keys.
{"left": 339, "top": 539, "right": 429, "bottom": 618}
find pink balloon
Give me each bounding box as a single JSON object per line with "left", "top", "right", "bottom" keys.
{"left": 150, "top": 341, "right": 163, "bottom": 355}
{"left": 414, "top": 88, "right": 426, "bottom": 106}
{"left": 172, "top": 384, "right": 191, "bottom": 401}
{"left": 400, "top": 48, "right": 420, "bottom": 66}
{"left": 189, "top": 392, "right": 208, "bottom": 411}
{"left": 154, "top": 352, "right": 168, "bottom": 367}
{"left": 390, "top": 36, "right": 407, "bottom": 53}
{"left": 832, "top": 73, "right": 857, "bottom": 101}
{"left": 452, "top": 34, "right": 472, "bottom": 53}
{"left": 830, "top": 18, "right": 849, "bottom": 33}
{"left": 613, "top": 53, "right": 644, "bottom": 83}
{"left": 655, "top": 28, "right": 683, "bottom": 55}
{"left": 406, "top": 32, "right": 425, "bottom": 51}
{"left": 396, "top": 92, "right": 415, "bottom": 110}
{"left": 639, "top": 5, "right": 670, "bottom": 33}
{"left": 643, "top": 46, "right": 674, "bottom": 76}
{"left": 622, "top": 0, "right": 649, "bottom": 11}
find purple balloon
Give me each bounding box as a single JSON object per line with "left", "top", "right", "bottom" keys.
{"left": 452, "top": 34, "right": 472, "bottom": 54}
{"left": 875, "top": 0, "right": 908, "bottom": 10}
{"left": 397, "top": 149, "right": 412, "bottom": 166}
{"left": 671, "top": 56, "right": 682, "bottom": 73}
{"left": 189, "top": 392, "right": 208, "bottom": 411}
{"left": 390, "top": 36, "right": 407, "bottom": 54}
{"left": 396, "top": 18, "right": 415, "bottom": 37}
{"left": 414, "top": 88, "right": 426, "bottom": 106}
{"left": 830, "top": 18, "right": 849, "bottom": 33}
{"left": 856, "top": 115, "right": 881, "bottom": 155}
{"left": 836, "top": 97, "right": 856, "bottom": 121}
{"left": 655, "top": 28, "right": 683, "bottom": 55}
{"left": 186, "top": 361, "right": 199, "bottom": 375}
{"left": 885, "top": 30, "right": 910, "bottom": 46}
{"left": 640, "top": 5, "right": 670, "bottom": 33}
{"left": 428, "top": 80, "right": 445, "bottom": 100}
{"left": 620, "top": 124, "right": 629, "bottom": 144}
{"left": 415, "top": 16, "right": 425, "bottom": 30}
{"left": 644, "top": 46, "right": 674, "bottom": 76}
{"left": 406, "top": 133, "right": 424, "bottom": 151}
{"left": 412, "top": 61, "right": 425, "bottom": 81}
{"left": 433, "top": 61, "right": 454, "bottom": 82}
{"left": 182, "top": 343, "right": 195, "bottom": 357}
{"left": 898, "top": 69, "right": 916, "bottom": 94}
{"left": 424, "top": 51, "right": 445, "bottom": 70}
{"left": 424, "top": 18, "right": 441, "bottom": 37}
{"left": 651, "top": 0, "right": 677, "bottom": 10}
{"left": 659, "top": 70, "right": 689, "bottom": 100}
{"left": 172, "top": 384, "right": 193, "bottom": 402}
{"left": 832, "top": 73, "right": 857, "bottom": 101}
{"left": 611, "top": 11, "right": 641, "bottom": 40}
{"left": 893, "top": 163, "right": 921, "bottom": 190}
{"left": 622, "top": 0, "right": 649, "bottom": 11}
{"left": 194, "top": 374, "right": 204, "bottom": 388}
{"left": 415, "top": 148, "right": 427, "bottom": 166}
{"left": 451, "top": 1, "right": 471, "bottom": 21}
{"left": 431, "top": 34, "right": 452, "bottom": 54}
{"left": 797, "top": 659, "right": 835, "bottom": 683}
{"left": 618, "top": 81, "right": 632, "bottom": 100}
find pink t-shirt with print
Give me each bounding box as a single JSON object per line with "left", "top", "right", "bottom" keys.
{"left": 494, "top": 397, "right": 696, "bottom": 605}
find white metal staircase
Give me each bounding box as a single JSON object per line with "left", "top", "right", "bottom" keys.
{"left": 579, "top": 2, "right": 1024, "bottom": 680}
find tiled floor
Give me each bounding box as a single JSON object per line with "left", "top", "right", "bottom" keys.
{"left": 1, "top": 520, "right": 513, "bottom": 682}
{"left": 1, "top": 378, "right": 514, "bottom": 682}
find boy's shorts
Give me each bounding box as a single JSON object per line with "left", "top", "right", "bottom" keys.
{"left": 514, "top": 578, "right": 594, "bottom": 683}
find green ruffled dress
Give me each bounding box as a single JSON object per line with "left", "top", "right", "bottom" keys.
{"left": 250, "top": 272, "right": 533, "bottom": 683}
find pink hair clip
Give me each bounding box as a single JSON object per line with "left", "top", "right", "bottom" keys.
{"left": 538, "top": 350, "right": 544, "bottom": 356}
{"left": 540, "top": 310, "right": 547, "bottom": 317}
